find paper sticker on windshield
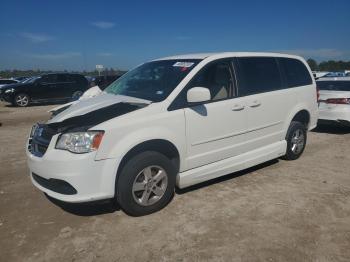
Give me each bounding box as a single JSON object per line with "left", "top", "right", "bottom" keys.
{"left": 173, "top": 62, "right": 194, "bottom": 68}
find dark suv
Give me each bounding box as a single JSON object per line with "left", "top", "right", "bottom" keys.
{"left": 0, "top": 73, "right": 88, "bottom": 107}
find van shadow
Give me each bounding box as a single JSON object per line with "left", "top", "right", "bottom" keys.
{"left": 312, "top": 123, "right": 350, "bottom": 135}
{"left": 176, "top": 159, "right": 279, "bottom": 195}
{"left": 46, "top": 195, "right": 120, "bottom": 216}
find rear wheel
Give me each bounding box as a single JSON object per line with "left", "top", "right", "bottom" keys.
{"left": 116, "top": 151, "right": 176, "bottom": 216}
{"left": 283, "top": 121, "right": 307, "bottom": 160}
{"left": 14, "top": 93, "right": 30, "bottom": 107}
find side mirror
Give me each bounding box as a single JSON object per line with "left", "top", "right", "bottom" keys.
{"left": 187, "top": 87, "right": 211, "bottom": 104}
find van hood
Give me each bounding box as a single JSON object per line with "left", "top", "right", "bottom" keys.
{"left": 45, "top": 93, "right": 151, "bottom": 133}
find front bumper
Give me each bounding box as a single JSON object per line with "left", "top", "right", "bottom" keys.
{"left": 0, "top": 93, "right": 13, "bottom": 103}
{"left": 26, "top": 138, "right": 120, "bottom": 203}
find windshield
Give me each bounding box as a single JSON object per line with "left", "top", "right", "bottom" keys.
{"left": 104, "top": 59, "right": 201, "bottom": 102}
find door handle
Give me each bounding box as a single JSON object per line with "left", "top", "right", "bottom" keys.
{"left": 232, "top": 104, "right": 245, "bottom": 111}
{"left": 249, "top": 100, "right": 261, "bottom": 108}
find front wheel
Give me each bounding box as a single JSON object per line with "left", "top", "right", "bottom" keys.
{"left": 116, "top": 151, "right": 176, "bottom": 216}
{"left": 14, "top": 93, "right": 30, "bottom": 107}
{"left": 283, "top": 121, "right": 307, "bottom": 160}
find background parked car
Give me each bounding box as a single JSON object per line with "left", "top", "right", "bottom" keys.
{"left": 317, "top": 77, "right": 350, "bottom": 126}
{"left": 0, "top": 73, "right": 88, "bottom": 107}
{"left": 322, "top": 72, "right": 347, "bottom": 78}
{"left": 312, "top": 71, "right": 329, "bottom": 79}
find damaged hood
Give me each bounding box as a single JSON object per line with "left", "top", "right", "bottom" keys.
{"left": 48, "top": 93, "right": 151, "bottom": 123}
{"left": 45, "top": 93, "right": 151, "bottom": 133}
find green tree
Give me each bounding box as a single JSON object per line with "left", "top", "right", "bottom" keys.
{"left": 307, "top": 59, "right": 318, "bottom": 71}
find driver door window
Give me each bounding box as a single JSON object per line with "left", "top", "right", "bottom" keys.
{"left": 188, "top": 61, "right": 234, "bottom": 101}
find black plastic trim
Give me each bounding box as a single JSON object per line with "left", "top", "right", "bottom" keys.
{"left": 32, "top": 173, "right": 77, "bottom": 195}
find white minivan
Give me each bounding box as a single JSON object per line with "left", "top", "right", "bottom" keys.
{"left": 27, "top": 52, "right": 318, "bottom": 216}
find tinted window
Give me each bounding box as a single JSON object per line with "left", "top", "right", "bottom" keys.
{"left": 237, "top": 57, "right": 282, "bottom": 96}
{"left": 41, "top": 74, "right": 58, "bottom": 84}
{"left": 187, "top": 60, "right": 233, "bottom": 100}
{"left": 317, "top": 81, "right": 350, "bottom": 91}
{"left": 279, "top": 58, "right": 312, "bottom": 87}
{"left": 57, "top": 74, "right": 68, "bottom": 82}
{"left": 73, "top": 74, "right": 88, "bottom": 87}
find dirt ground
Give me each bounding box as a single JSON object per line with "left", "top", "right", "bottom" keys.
{"left": 0, "top": 101, "right": 349, "bottom": 262}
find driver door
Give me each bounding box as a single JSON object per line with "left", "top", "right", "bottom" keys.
{"left": 184, "top": 59, "right": 249, "bottom": 170}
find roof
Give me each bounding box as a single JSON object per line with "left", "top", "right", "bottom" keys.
{"left": 155, "top": 52, "right": 304, "bottom": 61}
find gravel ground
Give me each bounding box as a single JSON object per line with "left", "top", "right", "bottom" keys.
{"left": 0, "top": 101, "right": 350, "bottom": 262}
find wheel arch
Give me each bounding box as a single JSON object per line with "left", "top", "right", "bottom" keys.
{"left": 115, "top": 139, "right": 180, "bottom": 192}
{"left": 284, "top": 106, "right": 312, "bottom": 135}
{"left": 291, "top": 109, "right": 310, "bottom": 128}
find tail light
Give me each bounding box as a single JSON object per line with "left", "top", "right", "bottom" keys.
{"left": 316, "top": 86, "right": 320, "bottom": 102}
{"left": 325, "top": 98, "right": 350, "bottom": 104}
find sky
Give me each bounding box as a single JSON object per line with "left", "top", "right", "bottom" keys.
{"left": 0, "top": 0, "right": 349, "bottom": 71}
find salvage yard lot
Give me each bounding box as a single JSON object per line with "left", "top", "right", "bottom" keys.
{"left": 0, "top": 101, "right": 349, "bottom": 262}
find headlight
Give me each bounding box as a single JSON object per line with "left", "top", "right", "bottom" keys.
{"left": 55, "top": 131, "right": 104, "bottom": 153}
{"left": 4, "top": 88, "right": 15, "bottom": 93}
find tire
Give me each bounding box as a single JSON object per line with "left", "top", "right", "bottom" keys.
{"left": 71, "top": 90, "right": 83, "bottom": 101}
{"left": 283, "top": 121, "right": 307, "bottom": 160}
{"left": 13, "top": 93, "right": 30, "bottom": 107}
{"left": 116, "top": 151, "right": 176, "bottom": 216}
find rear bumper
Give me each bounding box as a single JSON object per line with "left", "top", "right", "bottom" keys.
{"left": 318, "top": 106, "right": 350, "bottom": 126}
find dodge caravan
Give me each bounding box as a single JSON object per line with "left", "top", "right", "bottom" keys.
{"left": 27, "top": 52, "right": 318, "bottom": 216}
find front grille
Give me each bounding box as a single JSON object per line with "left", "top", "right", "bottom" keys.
{"left": 32, "top": 173, "right": 77, "bottom": 195}
{"left": 28, "top": 124, "right": 56, "bottom": 157}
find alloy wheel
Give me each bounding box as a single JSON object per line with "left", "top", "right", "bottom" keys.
{"left": 291, "top": 129, "right": 305, "bottom": 154}
{"left": 15, "top": 94, "right": 29, "bottom": 107}
{"left": 132, "top": 166, "right": 168, "bottom": 206}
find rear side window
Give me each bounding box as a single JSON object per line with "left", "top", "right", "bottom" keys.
{"left": 236, "top": 57, "right": 282, "bottom": 96}
{"left": 74, "top": 74, "right": 88, "bottom": 87}
{"left": 56, "top": 74, "right": 68, "bottom": 82}
{"left": 317, "top": 81, "right": 350, "bottom": 91}
{"left": 279, "top": 58, "right": 312, "bottom": 87}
